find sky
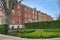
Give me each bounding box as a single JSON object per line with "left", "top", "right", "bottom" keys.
{"left": 18, "top": 0, "right": 60, "bottom": 20}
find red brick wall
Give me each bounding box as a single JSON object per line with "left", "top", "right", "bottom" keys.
{"left": 10, "top": 3, "right": 53, "bottom": 25}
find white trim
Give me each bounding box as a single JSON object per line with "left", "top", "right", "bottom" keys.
{"left": 9, "top": 25, "right": 25, "bottom": 29}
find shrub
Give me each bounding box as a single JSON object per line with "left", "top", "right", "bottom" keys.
{"left": 25, "top": 20, "right": 60, "bottom": 29}
{"left": 19, "top": 29, "right": 41, "bottom": 38}
{"left": 0, "top": 24, "right": 8, "bottom": 34}
{"left": 18, "top": 28, "right": 25, "bottom": 33}
{"left": 19, "top": 29, "right": 60, "bottom": 38}
{"left": 9, "top": 32, "right": 17, "bottom": 36}
{"left": 25, "top": 29, "right": 36, "bottom": 33}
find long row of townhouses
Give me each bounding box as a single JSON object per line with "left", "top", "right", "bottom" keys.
{"left": 0, "top": 0, "right": 53, "bottom": 29}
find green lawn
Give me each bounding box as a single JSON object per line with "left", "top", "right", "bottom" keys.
{"left": 17, "top": 29, "right": 60, "bottom": 38}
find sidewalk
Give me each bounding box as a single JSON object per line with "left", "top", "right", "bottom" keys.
{"left": 0, "top": 34, "right": 60, "bottom": 40}
{"left": 0, "top": 34, "right": 21, "bottom": 40}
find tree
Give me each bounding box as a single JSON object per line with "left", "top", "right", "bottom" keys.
{"left": 57, "top": 0, "right": 60, "bottom": 20}
{"left": 58, "top": 0, "right": 60, "bottom": 8}
{"left": 57, "top": 14, "right": 60, "bottom": 20}
{"left": 2, "top": 0, "right": 17, "bottom": 23}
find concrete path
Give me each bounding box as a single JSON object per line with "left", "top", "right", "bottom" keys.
{"left": 0, "top": 34, "right": 60, "bottom": 40}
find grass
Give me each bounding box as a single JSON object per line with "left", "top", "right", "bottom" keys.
{"left": 17, "top": 29, "right": 60, "bottom": 39}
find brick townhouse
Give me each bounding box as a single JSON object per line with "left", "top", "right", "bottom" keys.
{"left": 0, "top": 1, "right": 5, "bottom": 24}
{"left": 9, "top": 3, "right": 53, "bottom": 29}
{"left": 0, "top": 0, "right": 53, "bottom": 28}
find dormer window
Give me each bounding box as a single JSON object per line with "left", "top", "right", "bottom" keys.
{"left": 17, "top": 11, "right": 20, "bottom": 16}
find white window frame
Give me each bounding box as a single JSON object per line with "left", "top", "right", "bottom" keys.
{"left": 17, "top": 11, "right": 20, "bottom": 16}
{"left": 25, "top": 14, "right": 27, "bottom": 17}
{"left": 17, "top": 5, "right": 20, "bottom": 9}
{"left": 28, "top": 14, "right": 30, "bottom": 18}
{"left": 12, "top": 10, "right": 15, "bottom": 16}
{"left": 28, "top": 9, "right": 30, "bottom": 12}
{"left": 25, "top": 8, "right": 27, "bottom": 11}
{"left": 35, "top": 16, "right": 37, "bottom": 19}
{"left": 33, "top": 15, "right": 34, "bottom": 19}
{"left": 12, "top": 18, "right": 15, "bottom": 24}
{"left": 36, "top": 11, "right": 37, "bottom": 15}
{"left": 18, "top": 19, "right": 20, "bottom": 24}
{"left": 32, "top": 10, "right": 34, "bottom": 14}
{"left": 0, "top": 17, "right": 2, "bottom": 24}
{"left": 25, "top": 20, "right": 27, "bottom": 23}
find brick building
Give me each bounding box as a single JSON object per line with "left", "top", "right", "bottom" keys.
{"left": 9, "top": 3, "right": 53, "bottom": 28}
{"left": 0, "top": 0, "right": 53, "bottom": 28}
{"left": 0, "top": 0, "right": 5, "bottom": 24}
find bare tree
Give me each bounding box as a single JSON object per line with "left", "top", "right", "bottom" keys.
{"left": 57, "top": 14, "right": 60, "bottom": 20}
{"left": 2, "top": 0, "right": 17, "bottom": 24}
{"left": 57, "top": 0, "right": 60, "bottom": 20}
{"left": 58, "top": 0, "right": 60, "bottom": 8}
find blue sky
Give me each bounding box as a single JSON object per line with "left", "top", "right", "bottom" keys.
{"left": 18, "top": 0, "right": 60, "bottom": 20}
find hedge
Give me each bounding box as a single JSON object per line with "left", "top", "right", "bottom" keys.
{"left": 24, "top": 20, "right": 60, "bottom": 29}
{"left": 0, "top": 24, "right": 8, "bottom": 34}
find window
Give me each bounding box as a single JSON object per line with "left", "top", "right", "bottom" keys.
{"left": 12, "top": 10, "right": 15, "bottom": 16}
{"left": 39, "top": 18, "right": 41, "bottom": 20}
{"left": 12, "top": 10, "right": 14, "bottom": 13}
{"left": 28, "top": 14, "right": 30, "bottom": 18}
{"left": 0, "top": 17, "right": 2, "bottom": 24}
{"left": 35, "top": 16, "right": 37, "bottom": 19}
{"left": 36, "top": 11, "right": 37, "bottom": 15}
{"left": 0, "top": 3, "right": 2, "bottom": 7}
{"left": 12, "top": 18, "right": 15, "bottom": 24}
{"left": 17, "top": 11, "right": 20, "bottom": 16}
{"left": 25, "top": 20, "right": 27, "bottom": 23}
{"left": 17, "top": 5, "right": 20, "bottom": 9}
{"left": 0, "top": 0, "right": 1, "bottom": 3}
{"left": 17, "top": 19, "right": 20, "bottom": 24}
{"left": 0, "top": 0, "right": 2, "bottom": 5}
{"left": 33, "top": 16, "right": 34, "bottom": 19}
{"left": 25, "top": 8, "right": 27, "bottom": 11}
{"left": 25, "top": 14, "right": 27, "bottom": 17}
{"left": 28, "top": 9, "right": 30, "bottom": 12}
{"left": 17, "top": 26, "right": 19, "bottom": 29}
{"left": 29, "top": 19, "right": 32, "bottom": 22}
{"left": 32, "top": 10, "right": 34, "bottom": 14}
